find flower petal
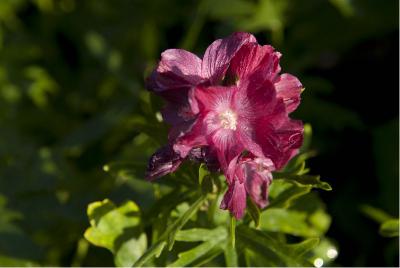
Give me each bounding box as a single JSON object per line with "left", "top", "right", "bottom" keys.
{"left": 173, "top": 116, "right": 208, "bottom": 158}
{"left": 148, "top": 49, "right": 202, "bottom": 92}
{"left": 191, "top": 85, "right": 244, "bottom": 170}
{"left": 228, "top": 42, "right": 281, "bottom": 87}
{"left": 274, "top": 73, "right": 302, "bottom": 113}
{"left": 188, "top": 147, "right": 220, "bottom": 172}
{"left": 201, "top": 32, "right": 256, "bottom": 85}
{"left": 243, "top": 158, "right": 273, "bottom": 208}
{"left": 220, "top": 179, "right": 247, "bottom": 219}
{"left": 146, "top": 145, "right": 183, "bottom": 180}
{"left": 254, "top": 102, "right": 304, "bottom": 169}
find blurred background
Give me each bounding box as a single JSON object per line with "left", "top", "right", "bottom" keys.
{"left": 0, "top": 0, "right": 398, "bottom": 266}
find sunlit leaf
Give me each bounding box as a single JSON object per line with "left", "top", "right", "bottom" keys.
{"left": 84, "top": 199, "right": 147, "bottom": 267}
{"left": 380, "top": 219, "right": 399, "bottom": 237}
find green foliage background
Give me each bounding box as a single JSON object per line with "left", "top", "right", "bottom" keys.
{"left": 0, "top": 0, "right": 398, "bottom": 266}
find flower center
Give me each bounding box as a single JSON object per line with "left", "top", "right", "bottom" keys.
{"left": 219, "top": 110, "right": 237, "bottom": 130}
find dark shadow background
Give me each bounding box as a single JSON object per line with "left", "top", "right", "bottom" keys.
{"left": 0, "top": 0, "right": 398, "bottom": 266}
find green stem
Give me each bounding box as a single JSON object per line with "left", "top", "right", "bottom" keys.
{"left": 230, "top": 216, "right": 236, "bottom": 248}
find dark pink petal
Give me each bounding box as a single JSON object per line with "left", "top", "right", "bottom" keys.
{"left": 228, "top": 43, "right": 281, "bottom": 87}
{"left": 160, "top": 88, "right": 194, "bottom": 125}
{"left": 146, "top": 145, "right": 183, "bottom": 180}
{"left": 254, "top": 102, "right": 304, "bottom": 169}
{"left": 148, "top": 49, "right": 202, "bottom": 92}
{"left": 173, "top": 116, "right": 207, "bottom": 158}
{"left": 274, "top": 73, "right": 302, "bottom": 113}
{"left": 190, "top": 85, "right": 244, "bottom": 170}
{"left": 220, "top": 179, "right": 247, "bottom": 219}
{"left": 234, "top": 78, "right": 277, "bottom": 121}
{"left": 211, "top": 130, "right": 244, "bottom": 172}
{"left": 201, "top": 32, "right": 256, "bottom": 85}
{"left": 233, "top": 79, "right": 278, "bottom": 159}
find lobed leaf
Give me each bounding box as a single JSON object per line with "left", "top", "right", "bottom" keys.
{"left": 84, "top": 199, "right": 147, "bottom": 267}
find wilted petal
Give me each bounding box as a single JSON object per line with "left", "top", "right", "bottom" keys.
{"left": 274, "top": 73, "right": 302, "bottom": 113}
{"left": 146, "top": 145, "right": 183, "bottom": 180}
{"left": 148, "top": 49, "right": 202, "bottom": 92}
{"left": 188, "top": 147, "right": 220, "bottom": 172}
{"left": 243, "top": 158, "right": 274, "bottom": 208}
{"left": 201, "top": 32, "right": 256, "bottom": 85}
{"left": 220, "top": 179, "right": 247, "bottom": 219}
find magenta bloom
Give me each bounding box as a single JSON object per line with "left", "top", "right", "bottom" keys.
{"left": 146, "top": 32, "right": 304, "bottom": 219}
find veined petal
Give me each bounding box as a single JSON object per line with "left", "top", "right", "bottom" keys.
{"left": 148, "top": 49, "right": 202, "bottom": 92}
{"left": 201, "top": 32, "right": 256, "bottom": 85}
{"left": 228, "top": 42, "right": 281, "bottom": 87}
{"left": 191, "top": 85, "right": 244, "bottom": 170}
{"left": 274, "top": 73, "right": 302, "bottom": 113}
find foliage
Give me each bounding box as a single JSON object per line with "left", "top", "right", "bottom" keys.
{"left": 80, "top": 120, "right": 336, "bottom": 267}
{"left": 0, "top": 0, "right": 397, "bottom": 266}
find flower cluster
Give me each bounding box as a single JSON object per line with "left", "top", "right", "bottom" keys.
{"left": 146, "top": 32, "right": 304, "bottom": 219}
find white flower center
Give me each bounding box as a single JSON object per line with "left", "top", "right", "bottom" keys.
{"left": 219, "top": 110, "right": 237, "bottom": 130}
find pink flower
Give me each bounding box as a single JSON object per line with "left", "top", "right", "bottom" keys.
{"left": 147, "top": 32, "right": 256, "bottom": 178}
{"left": 146, "top": 32, "right": 304, "bottom": 219}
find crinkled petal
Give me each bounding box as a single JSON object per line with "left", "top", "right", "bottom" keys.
{"left": 243, "top": 158, "right": 273, "bottom": 208}
{"left": 254, "top": 101, "right": 304, "bottom": 169}
{"left": 220, "top": 179, "right": 247, "bottom": 219}
{"left": 146, "top": 145, "right": 183, "bottom": 180}
{"left": 201, "top": 32, "right": 256, "bottom": 85}
{"left": 228, "top": 42, "right": 281, "bottom": 87}
{"left": 274, "top": 73, "right": 302, "bottom": 113}
{"left": 148, "top": 49, "right": 202, "bottom": 92}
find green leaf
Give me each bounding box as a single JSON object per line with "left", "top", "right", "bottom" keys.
{"left": 168, "top": 241, "right": 221, "bottom": 267}
{"left": 237, "top": 225, "right": 310, "bottom": 266}
{"left": 84, "top": 199, "right": 147, "bottom": 267}
{"left": 115, "top": 233, "right": 147, "bottom": 267}
{"left": 285, "top": 238, "right": 320, "bottom": 257}
{"left": 247, "top": 199, "right": 261, "bottom": 227}
{"left": 133, "top": 195, "right": 206, "bottom": 267}
{"left": 168, "top": 227, "right": 228, "bottom": 267}
{"left": 379, "top": 219, "right": 399, "bottom": 237}
{"left": 274, "top": 174, "right": 332, "bottom": 191}
{"left": 198, "top": 163, "right": 210, "bottom": 185}
{"left": 268, "top": 180, "right": 312, "bottom": 209}
{"left": 259, "top": 208, "right": 319, "bottom": 237}
{"left": 0, "top": 255, "right": 38, "bottom": 267}
{"left": 224, "top": 242, "right": 238, "bottom": 267}
{"left": 360, "top": 205, "right": 394, "bottom": 223}
{"left": 167, "top": 196, "right": 207, "bottom": 250}
{"left": 175, "top": 227, "right": 226, "bottom": 242}
{"left": 191, "top": 247, "right": 224, "bottom": 267}
{"left": 329, "top": 0, "right": 355, "bottom": 17}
